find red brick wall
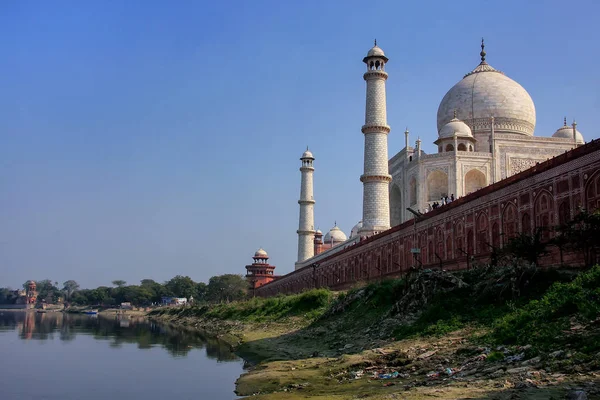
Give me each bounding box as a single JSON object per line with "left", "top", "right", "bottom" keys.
{"left": 256, "top": 140, "right": 600, "bottom": 297}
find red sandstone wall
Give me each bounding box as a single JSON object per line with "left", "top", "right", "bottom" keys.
{"left": 256, "top": 141, "right": 600, "bottom": 297}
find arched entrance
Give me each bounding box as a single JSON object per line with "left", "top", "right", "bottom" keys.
{"left": 427, "top": 170, "right": 448, "bottom": 202}
{"left": 464, "top": 169, "right": 487, "bottom": 195}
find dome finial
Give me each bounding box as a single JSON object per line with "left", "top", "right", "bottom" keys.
{"left": 564, "top": 117, "right": 567, "bottom": 127}
{"left": 453, "top": 109, "right": 457, "bottom": 119}
{"left": 480, "top": 37, "right": 486, "bottom": 63}
{"left": 374, "top": 38, "right": 377, "bottom": 47}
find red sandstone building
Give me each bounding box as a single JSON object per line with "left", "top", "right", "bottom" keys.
{"left": 256, "top": 140, "right": 600, "bottom": 297}
{"left": 245, "top": 248, "right": 279, "bottom": 290}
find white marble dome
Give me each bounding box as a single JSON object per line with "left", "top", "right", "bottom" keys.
{"left": 301, "top": 148, "right": 314, "bottom": 159}
{"left": 254, "top": 248, "right": 268, "bottom": 258}
{"left": 437, "top": 59, "right": 536, "bottom": 137}
{"left": 553, "top": 122, "right": 584, "bottom": 144}
{"left": 438, "top": 116, "right": 473, "bottom": 139}
{"left": 367, "top": 45, "right": 385, "bottom": 58}
{"left": 324, "top": 225, "right": 347, "bottom": 243}
{"left": 350, "top": 221, "right": 363, "bottom": 238}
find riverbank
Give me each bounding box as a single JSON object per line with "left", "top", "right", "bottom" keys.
{"left": 150, "top": 264, "right": 600, "bottom": 399}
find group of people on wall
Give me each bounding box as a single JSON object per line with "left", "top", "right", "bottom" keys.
{"left": 423, "top": 194, "right": 457, "bottom": 213}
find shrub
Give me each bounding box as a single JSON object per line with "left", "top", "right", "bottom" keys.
{"left": 490, "top": 265, "right": 600, "bottom": 351}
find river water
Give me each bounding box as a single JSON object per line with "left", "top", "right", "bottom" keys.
{"left": 0, "top": 311, "right": 245, "bottom": 399}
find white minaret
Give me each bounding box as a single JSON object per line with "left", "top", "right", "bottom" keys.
{"left": 296, "top": 148, "right": 315, "bottom": 266}
{"left": 359, "top": 40, "right": 392, "bottom": 236}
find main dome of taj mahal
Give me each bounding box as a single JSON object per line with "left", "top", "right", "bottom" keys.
{"left": 437, "top": 58, "right": 536, "bottom": 138}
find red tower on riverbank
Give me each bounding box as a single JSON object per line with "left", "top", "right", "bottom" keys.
{"left": 26, "top": 281, "right": 37, "bottom": 305}
{"left": 245, "top": 249, "right": 279, "bottom": 290}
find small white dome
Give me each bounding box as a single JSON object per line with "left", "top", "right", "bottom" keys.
{"left": 254, "top": 248, "right": 268, "bottom": 258}
{"left": 315, "top": 229, "right": 322, "bottom": 235}
{"left": 438, "top": 116, "right": 473, "bottom": 139}
{"left": 350, "top": 221, "right": 363, "bottom": 238}
{"left": 324, "top": 225, "right": 347, "bottom": 243}
{"left": 301, "top": 149, "right": 314, "bottom": 159}
{"left": 552, "top": 122, "right": 584, "bottom": 144}
{"left": 367, "top": 45, "right": 385, "bottom": 58}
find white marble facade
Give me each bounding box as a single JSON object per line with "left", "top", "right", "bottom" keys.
{"left": 389, "top": 41, "right": 585, "bottom": 225}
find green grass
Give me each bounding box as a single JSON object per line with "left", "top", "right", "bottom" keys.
{"left": 150, "top": 289, "right": 334, "bottom": 323}
{"left": 391, "top": 265, "right": 580, "bottom": 340}
{"left": 490, "top": 265, "right": 600, "bottom": 352}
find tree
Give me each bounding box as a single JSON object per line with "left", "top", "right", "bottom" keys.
{"left": 62, "top": 280, "right": 80, "bottom": 301}
{"left": 112, "top": 280, "right": 127, "bottom": 288}
{"left": 206, "top": 274, "right": 247, "bottom": 303}
{"left": 195, "top": 282, "right": 208, "bottom": 302}
{"left": 165, "top": 275, "right": 196, "bottom": 298}
{"left": 35, "top": 279, "right": 61, "bottom": 303}
{"left": 502, "top": 228, "right": 549, "bottom": 266}
{"left": 140, "top": 279, "right": 167, "bottom": 303}
{"left": 556, "top": 208, "right": 600, "bottom": 266}
{"left": 0, "top": 288, "right": 17, "bottom": 304}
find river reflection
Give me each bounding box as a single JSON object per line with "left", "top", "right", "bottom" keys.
{"left": 0, "top": 311, "right": 238, "bottom": 360}
{"left": 0, "top": 311, "right": 245, "bottom": 399}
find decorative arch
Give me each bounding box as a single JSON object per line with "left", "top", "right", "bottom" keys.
{"left": 446, "top": 235, "right": 453, "bottom": 259}
{"left": 445, "top": 144, "right": 454, "bottom": 152}
{"left": 458, "top": 143, "right": 467, "bottom": 151}
{"left": 477, "top": 212, "right": 489, "bottom": 254}
{"left": 455, "top": 221, "right": 465, "bottom": 254}
{"left": 427, "top": 170, "right": 448, "bottom": 202}
{"left": 534, "top": 190, "right": 554, "bottom": 240}
{"left": 558, "top": 200, "right": 571, "bottom": 225}
{"left": 409, "top": 177, "right": 417, "bottom": 206}
{"left": 502, "top": 202, "right": 518, "bottom": 243}
{"left": 465, "top": 169, "right": 487, "bottom": 195}
{"left": 585, "top": 170, "right": 600, "bottom": 211}
{"left": 435, "top": 227, "right": 444, "bottom": 261}
{"left": 390, "top": 184, "right": 402, "bottom": 227}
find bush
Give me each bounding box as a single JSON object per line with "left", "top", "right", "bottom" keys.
{"left": 490, "top": 265, "right": 600, "bottom": 351}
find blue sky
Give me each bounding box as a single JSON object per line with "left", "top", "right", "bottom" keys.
{"left": 1, "top": 0, "right": 598, "bottom": 289}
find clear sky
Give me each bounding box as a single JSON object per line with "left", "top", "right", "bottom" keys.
{"left": 1, "top": 0, "right": 598, "bottom": 289}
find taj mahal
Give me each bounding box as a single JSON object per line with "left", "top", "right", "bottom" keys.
{"left": 246, "top": 39, "right": 588, "bottom": 287}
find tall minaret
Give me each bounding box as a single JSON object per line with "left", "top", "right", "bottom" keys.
{"left": 359, "top": 40, "right": 392, "bottom": 236}
{"left": 296, "top": 148, "right": 315, "bottom": 266}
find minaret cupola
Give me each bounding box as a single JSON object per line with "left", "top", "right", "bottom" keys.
{"left": 363, "top": 39, "right": 388, "bottom": 71}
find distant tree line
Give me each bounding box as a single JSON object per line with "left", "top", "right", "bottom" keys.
{"left": 0, "top": 274, "right": 248, "bottom": 307}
